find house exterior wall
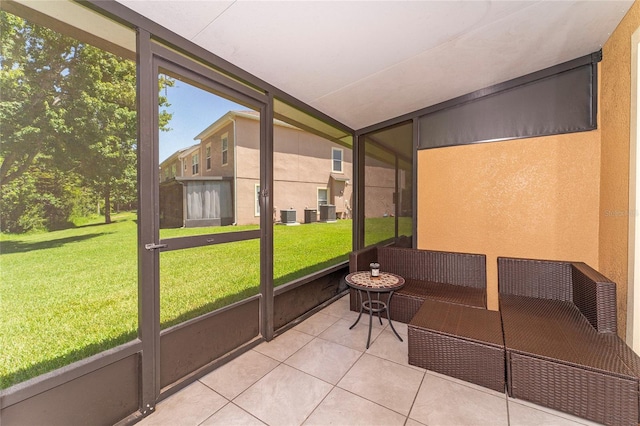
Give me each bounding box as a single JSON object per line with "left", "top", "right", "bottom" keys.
{"left": 417, "top": 126, "right": 601, "bottom": 311}
{"left": 600, "top": 0, "right": 640, "bottom": 339}
{"left": 182, "top": 148, "right": 201, "bottom": 178}
{"left": 200, "top": 122, "right": 235, "bottom": 178}
{"left": 235, "top": 117, "right": 261, "bottom": 224}
{"left": 161, "top": 114, "right": 354, "bottom": 226}
{"left": 416, "top": 1, "right": 640, "bottom": 327}
{"left": 160, "top": 157, "right": 181, "bottom": 182}
{"left": 234, "top": 116, "right": 353, "bottom": 225}
{"left": 364, "top": 157, "right": 400, "bottom": 218}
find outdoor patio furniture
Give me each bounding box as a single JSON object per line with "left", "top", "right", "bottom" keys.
{"left": 408, "top": 298, "right": 505, "bottom": 392}
{"left": 349, "top": 246, "right": 486, "bottom": 323}
{"left": 345, "top": 271, "right": 405, "bottom": 349}
{"left": 499, "top": 257, "right": 640, "bottom": 426}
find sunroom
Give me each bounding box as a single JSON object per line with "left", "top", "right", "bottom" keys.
{"left": 1, "top": 1, "right": 639, "bottom": 425}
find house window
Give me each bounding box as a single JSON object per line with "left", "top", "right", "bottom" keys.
{"left": 222, "top": 135, "right": 228, "bottom": 166}
{"left": 164, "top": 168, "right": 169, "bottom": 181}
{"left": 171, "top": 164, "right": 176, "bottom": 178}
{"left": 206, "top": 144, "right": 211, "bottom": 170}
{"left": 317, "top": 188, "right": 328, "bottom": 210}
{"left": 255, "top": 184, "right": 261, "bottom": 216}
{"left": 192, "top": 153, "right": 199, "bottom": 175}
{"left": 332, "top": 147, "right": 343, "bottom": 173}
{"left": 184, "top": 161, "right": 187, "bottom": 171}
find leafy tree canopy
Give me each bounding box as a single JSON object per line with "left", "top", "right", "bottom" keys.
{"left": 0, "top": 11, "right": 172, "bottom": 231}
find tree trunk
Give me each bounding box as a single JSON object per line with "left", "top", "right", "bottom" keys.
{"left": 104, "top": 185, "right": 111, "bottom": 224}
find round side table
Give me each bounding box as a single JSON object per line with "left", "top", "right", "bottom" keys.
{"left": 344, "top": 271, "right": 406, "bottom": 349}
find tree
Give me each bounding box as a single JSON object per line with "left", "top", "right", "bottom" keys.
{"left": 0, "top": 12, "right": 71, "bottom": 187}
{"left": 0, "top": 11, "right": 172, "bottom": 230}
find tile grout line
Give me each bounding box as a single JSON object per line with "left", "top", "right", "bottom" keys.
{"left": 197, "top": 301, "right": 387, "bottom": 425}
{"left": 292, "top": 299, "right": 354, "bottom": 425}
{"left": 296, "top": 381, "right": 336, "bottom": 426}
{"left": 255, "top": 335, "right": 337, "bottom": 426}
{"left": 405, "top": 366, "right": 427, "bottom": 425}
{"left": 197, "top": 400, "right": 268, "bottom": 426}
{"left": 336, "top": 385, "right": 413, "bottom": 420}
{"left": 331, "top": 343, "right": 421, "bottom": 419}
{"left": 422, "top": 369, "right": 509, "bottom": 400}
{"left": 505, "top": 389, "right": 511, "bottom": 426}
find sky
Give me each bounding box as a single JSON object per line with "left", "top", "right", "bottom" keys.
{"left": 158, "top": 76, "right": 246, "bottom": 162}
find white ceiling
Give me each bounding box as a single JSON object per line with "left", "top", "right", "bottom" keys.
{"left": 117, "top": 0, "right": 633, "bottom": 131}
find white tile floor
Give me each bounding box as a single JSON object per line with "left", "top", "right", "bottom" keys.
{"left": 138, "top": 295, "right": 602, "bottom": 426}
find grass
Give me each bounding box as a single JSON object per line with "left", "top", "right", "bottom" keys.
{"left": 1, "top": 213, "right": 139, "bottom": 389}
{"left": 365, "top": 216, "right": 413, "bottom": 247}
{"left": 0, "top": 213, "right": 350, "bottom": 388}
{"left": 0, "top": 212, "right": 410, "bottom": 389}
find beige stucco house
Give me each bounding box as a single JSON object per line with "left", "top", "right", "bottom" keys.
{"left": 160, "top": 111, "right": 368, "bottom": 227}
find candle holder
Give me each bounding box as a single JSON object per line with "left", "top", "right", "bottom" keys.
{"left": 370, "top": 262, "right": 380, "bottom": 279}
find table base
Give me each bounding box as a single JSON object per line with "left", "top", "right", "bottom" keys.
{"left": 349, "top": 289, "right": 403, "bottom": 349}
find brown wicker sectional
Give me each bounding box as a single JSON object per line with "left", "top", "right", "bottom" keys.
{"left": 499, "top": 257, "right": 640, "bottom": 426}
{"left": 348, "top": 247, "right": 640, "bottom": 425}
{"left": 349, "top": 245, "right": 503, "bottom": 392}
{"left": 349, "top": 245, "right": 487, "bottom": 322}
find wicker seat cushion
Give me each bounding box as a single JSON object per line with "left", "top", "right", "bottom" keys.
{"left": 410, "top": 299, "right": 502, "bottom": 347}
{"left": 408, "top": 299, "right": 504, "bottom": 392}
{"left": 500, "top": 294, "right": 635, "bottom": 380}
{"left": 398, "top": 279, "right": 486, "bottom": 309}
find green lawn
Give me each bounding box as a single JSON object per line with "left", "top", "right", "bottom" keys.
{"left": 0, "top": 213, "right": 353, "bottom": 388}
{"left": 0, "top": 213, "right": 410, "bottom": 389}
{"left": 365, "top": 216, "right": 413, "bottom": 247}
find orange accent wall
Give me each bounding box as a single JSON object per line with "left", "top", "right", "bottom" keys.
{"left": 600, "top": 0, "right": 640, "bottom": 338}
{"left": 417, "top": 2, "right": 640, "bottom": 334}
{"left": 417, "top": 131, "right": 601, "bottom": 311}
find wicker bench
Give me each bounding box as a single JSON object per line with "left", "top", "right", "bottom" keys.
{"left": 349, "top": 246, "right": 487, "bottom": 323}
{"left": 499, "top": 257, "right": 640, "bottom": 426}
{"left": 408, "top": 298, "right": 505, "bottom": 392}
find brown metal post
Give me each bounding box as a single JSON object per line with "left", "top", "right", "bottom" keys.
{"left": 137, "top": 28, "right": 160, "bottom": 415}
{"left": 261, "top": 94, "right": 275, "bottom": 341}
{"left": 412, "top": 118, "right": 419, "bottom": 249}
{"left": 353, "top": 133, "right": 365, "bottom": 250}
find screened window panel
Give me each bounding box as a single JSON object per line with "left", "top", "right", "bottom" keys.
{"left": 186, "top": 181, "right": 232, "bottom": 220}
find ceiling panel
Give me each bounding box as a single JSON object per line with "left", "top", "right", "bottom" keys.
{"left": 119, "top": 0, "right": 233, "bottom": 40}
{"left": 191, "top": 1, "right": 536, "bottom": 101}
{"left": 114, "top": 0, "right": 633, "bottom": 130}
{"left": 309, "top": 0, "right": 632, "bottom": 128}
